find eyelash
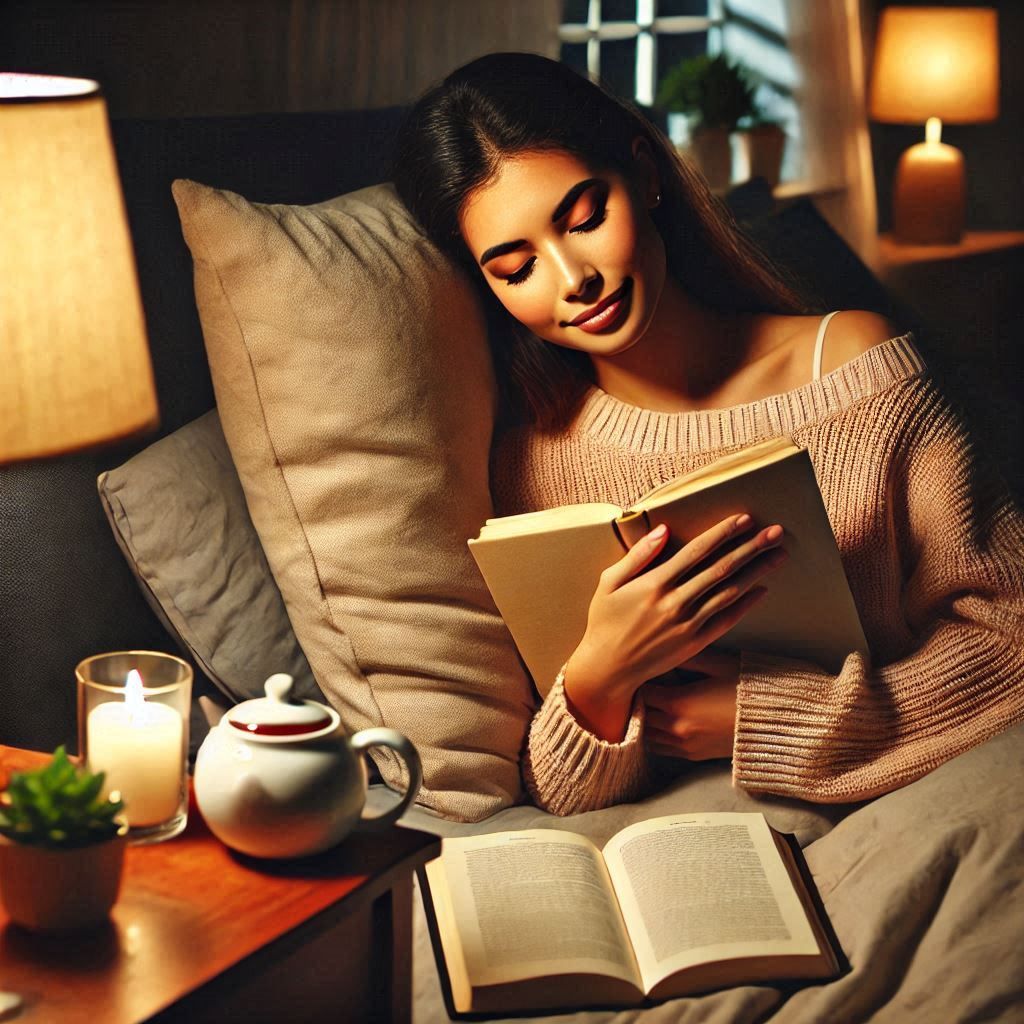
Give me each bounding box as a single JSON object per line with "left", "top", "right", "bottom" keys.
{"left": 504, "top": 205, "right": 608, "bottom": 287}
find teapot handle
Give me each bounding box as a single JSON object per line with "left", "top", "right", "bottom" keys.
{"left": 349, "top": 728, "right": 423, "bottom": 831}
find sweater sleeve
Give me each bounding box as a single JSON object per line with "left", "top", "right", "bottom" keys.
{"left": 733, "top": 395, "right": 1024, "bottom": 803}
{"left": 522, "top": 665, "right": 652, "bottom": 816}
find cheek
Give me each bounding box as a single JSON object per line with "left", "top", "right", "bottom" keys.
{"left": 490, "top": 282, "right": 553, "bottom": 330}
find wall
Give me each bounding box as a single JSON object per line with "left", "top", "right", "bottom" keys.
{"left": 1, "top": 0, "right": 561, "bottom": 117}
{"left": 863, "top": 0, "right": 1023, "bottom": 232}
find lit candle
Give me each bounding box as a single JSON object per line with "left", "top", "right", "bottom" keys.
{"left": 86, "top": 669, "right": 184, "bottom": 827}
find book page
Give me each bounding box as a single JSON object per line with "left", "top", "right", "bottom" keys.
{"left": 476, "top": 502, "right": 622, "bottom": 538}
{"left": 438, "top": 829, "right": 643, "bottom": 990}
{"left": 602, "top": 813, "right": 821, "bottom": 993}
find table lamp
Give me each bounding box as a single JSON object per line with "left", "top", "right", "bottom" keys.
{"left": 0, "top": 72, "right": 158, "bottom": 464}
{"left": 868, "top": 6, "right": 999, "bottom": 245}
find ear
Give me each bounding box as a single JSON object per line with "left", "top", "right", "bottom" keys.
{"left": 630, "top": 136, "right": 661, "bottom": 209}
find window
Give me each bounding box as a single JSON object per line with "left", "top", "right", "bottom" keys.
{"left": 558, "top": 0, "right": 805, "bottom": 187}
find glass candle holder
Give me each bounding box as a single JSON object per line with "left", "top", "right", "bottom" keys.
{"left": 76, "top": 651, "right": 192, "bottom": 844}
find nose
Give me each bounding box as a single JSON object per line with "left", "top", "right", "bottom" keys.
{"left": 543, "top": 239, "right": 598, "bottom": 301}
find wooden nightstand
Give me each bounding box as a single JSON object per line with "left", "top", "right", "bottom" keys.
{"left": 872, "top": 231, "right": 1024, "bottom": 502}
{"left": 0, "top": 746, "right": 441, "bottom": 1024}
{"left": 873, "top": 231, "right": 1024, "bottom": 377}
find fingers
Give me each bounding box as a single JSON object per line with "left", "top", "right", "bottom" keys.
{"left": 693, "top": 585, "right": 768, "bottom": 646}
{"left": 599, "top": 523, "right": 669, "bottom": 591}
{"left": 645, "top": 514, "right": 753, "bottom": 590}
{"left": 687, "top": 546, "right": 784, "bottom": 631}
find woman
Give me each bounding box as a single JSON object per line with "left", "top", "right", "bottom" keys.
{"left": 392, "top": 52, "right": 1024, "bottom": 816}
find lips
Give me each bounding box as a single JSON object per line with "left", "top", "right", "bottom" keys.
{"left": 565, "top": 279, "right": 633, "bottom": 333}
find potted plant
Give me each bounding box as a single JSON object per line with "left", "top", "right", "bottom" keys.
{"left": 739, "top": 114, "right": 788, "bottom": 189}
{"left": 0, "top": 746, "right": 127, "bottom": 930}
{"left": 656, "top": 53, "right": 757, "bottom": 189}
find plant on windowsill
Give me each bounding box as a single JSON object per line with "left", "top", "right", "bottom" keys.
{"left": 738, "top": 114, "right": 788, "bottom": 190}
{"left": 656, "top": 53, "right": 757, "bottom": 189}
{"left": 0, "top": 746, "right": 127, "bottom": 931}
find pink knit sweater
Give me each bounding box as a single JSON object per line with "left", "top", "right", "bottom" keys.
{"left": 491, "top": 333, "right": 1024, "bottom": 816}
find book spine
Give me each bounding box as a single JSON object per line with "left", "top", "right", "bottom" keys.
{"left": 615, "top": 510, "right": 650, "bottom": 550}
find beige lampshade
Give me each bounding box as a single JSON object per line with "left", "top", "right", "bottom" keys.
{"left": 869, "top": 7, "right": 999, "bottom": 124}
{"left": 0, "top": 73, "right": 158, "bottom": 464}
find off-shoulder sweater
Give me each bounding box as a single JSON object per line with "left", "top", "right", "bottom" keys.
{"left": 491, "top": 332, "right": 1024, "bottom": 816}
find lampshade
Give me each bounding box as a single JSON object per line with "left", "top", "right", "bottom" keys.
{"left": 0, "top": 73, "right": 158, "bottom": 464}
{"left": 869, "top": 7, "right": 999, "bottom": 125}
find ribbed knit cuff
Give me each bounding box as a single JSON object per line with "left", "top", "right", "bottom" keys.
{"left": 733, "top": 649, "right": 852, "bottom": 801}
{"left": 522, "top": 667, "right": 649, "bottom": 816}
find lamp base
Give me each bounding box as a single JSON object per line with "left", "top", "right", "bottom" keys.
{"left": 892, "top": 140, "right": 966, "bottom": 245}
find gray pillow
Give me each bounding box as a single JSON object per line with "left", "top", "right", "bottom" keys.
{"left": 97, "top": 409, "right": 321, "bottom": 705}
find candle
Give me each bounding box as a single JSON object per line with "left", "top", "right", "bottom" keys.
{"left": 87, "top": 669, "right": 184, "bottom": 827}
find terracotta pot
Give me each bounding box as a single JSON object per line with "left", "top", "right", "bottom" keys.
{"left": 685, "top": 126, "right": 734, "bottom": 191}
{"left": 0, "top": 834, "right": 126, "bottom": 931}
{"left": 742, "top": 124, "right": 787, "bottom": 189}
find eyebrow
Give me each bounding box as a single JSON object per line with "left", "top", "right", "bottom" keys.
{"left": 478, "top": 177, "right": 603, "bottom": 266}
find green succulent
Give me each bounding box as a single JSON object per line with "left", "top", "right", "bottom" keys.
{"left": 656, "top": 54, "right": 757, "bottom": 132}
{"left": 0, "top": 746, "right": 125, "bottom": 849}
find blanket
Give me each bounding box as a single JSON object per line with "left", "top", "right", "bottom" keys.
{"left": 383, "top": 721, "right": 1024, "bottom": 1023}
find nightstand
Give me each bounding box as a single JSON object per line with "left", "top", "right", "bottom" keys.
{"left": 872, "top": 231, "right": 1024, "bottom": 503}
{"left": 0, "top": 746, "right": 441, "bottom": 1024}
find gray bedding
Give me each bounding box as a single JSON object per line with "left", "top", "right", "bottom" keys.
{"left": 384, "top": 721, "right": 1024, "bottom": 1023}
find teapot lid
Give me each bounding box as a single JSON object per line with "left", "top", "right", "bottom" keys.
{"left": 226, "top": 674, "right": 335, "bottom": 737}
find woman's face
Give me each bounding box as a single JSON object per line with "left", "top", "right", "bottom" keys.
{"left": 458, "top": 147, "right": 666, "bottom": 357}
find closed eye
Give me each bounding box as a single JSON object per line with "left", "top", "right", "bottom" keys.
{"left": 569, "top": 205, "right": 607, "bottom": 234}
{"left": 506, "top": 257, "right": 536, "bottom": 286}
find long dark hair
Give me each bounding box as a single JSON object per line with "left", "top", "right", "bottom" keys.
{"left": 392, "top": 52, "right": 812, "bottom": 430}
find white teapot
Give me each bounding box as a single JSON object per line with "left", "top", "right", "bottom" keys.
{"left": 194, "top": 673, "right": 422, "bottom": 859}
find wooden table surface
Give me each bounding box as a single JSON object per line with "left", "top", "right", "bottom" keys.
{"left": 0, "top": 746, "right": 440, "bottom": 1023}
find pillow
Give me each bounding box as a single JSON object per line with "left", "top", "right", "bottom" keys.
{"left": 172, "top": 180, "right": 534, "bottom": 822}
{"left": 97, "top": 409, "right": 321, "bottom": 706}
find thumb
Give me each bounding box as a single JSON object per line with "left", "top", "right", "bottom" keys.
{"left": 601, "top": 523, "right": 669, "bottom": 591}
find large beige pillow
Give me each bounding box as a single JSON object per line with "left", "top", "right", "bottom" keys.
{"left": 172, "top": 180, "right": 533, "bottom": 822}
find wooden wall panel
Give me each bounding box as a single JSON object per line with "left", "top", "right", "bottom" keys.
{"left": 2, "top": 0, "right": 561, "bottom": 116}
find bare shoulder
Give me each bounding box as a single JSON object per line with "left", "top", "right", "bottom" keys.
{"left": 819, "top": 310, "right": 902, "bottom": 375}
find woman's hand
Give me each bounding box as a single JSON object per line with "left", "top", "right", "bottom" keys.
{"left": 563, "top": 514, "right": 786, "bottom": 741}
{"left": 643, "top": 649, "right": 741, "bottom": 760}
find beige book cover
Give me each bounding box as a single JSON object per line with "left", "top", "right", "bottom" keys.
{"left": 470, "top": 437, "right": 867, "bottom": 695}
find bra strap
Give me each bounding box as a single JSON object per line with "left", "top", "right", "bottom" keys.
{"left": 813, "top": 310, "right": 841, "bottom": 382}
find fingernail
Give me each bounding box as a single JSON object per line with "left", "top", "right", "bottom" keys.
{"left": 765, "top": 524, "right": 783, "bottom": 542}
{"left": 649, "top": 524, "right": 668, "bottom": 542}
{"left": 734, "top": 514, "right": 752, "bottom": 530}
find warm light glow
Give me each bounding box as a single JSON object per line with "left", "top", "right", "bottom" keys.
{"left": 869, "top": 7, "right": 999, "bottom": 125}
{"left": 925, "top": 116, "right": 942, "bottom": 146}
{"left": 124, "top": 669, "right": 147, "bottom": 721}
{"left": 0, "top": 72, "right": 98, "bottom": 100}
{"left": 0, "top": 73, "right": 158, "bottom": 463}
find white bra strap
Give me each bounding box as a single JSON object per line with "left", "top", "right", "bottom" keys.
{"left": 813, "top": 310, "right": 841, "bottom": 382}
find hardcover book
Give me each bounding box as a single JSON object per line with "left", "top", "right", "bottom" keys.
{"left": 469, "top": 436, "right": 867, "bottom": 694}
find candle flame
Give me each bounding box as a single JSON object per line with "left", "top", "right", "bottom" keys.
{"left": 124, "top": 669, "right": 146, "bottom": 721}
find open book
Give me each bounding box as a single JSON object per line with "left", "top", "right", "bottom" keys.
{"left": 470, "top": 436, "right": 867, "bottom": 695}
{"left": 420, "top": 812, "right": 840, "bottom": 1016}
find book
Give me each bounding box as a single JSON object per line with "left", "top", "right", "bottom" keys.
{"left": 470, "top": 435, "right": 867, "bottom": 695}
{"left": 420, "top": 811, "right": 841, "bottom": 1016}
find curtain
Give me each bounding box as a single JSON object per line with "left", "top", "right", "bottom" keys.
{"left": 722, "top": 0, "right": 877, "bottom": 262}
{"left": 779, "top": 0, "right": 879, "bottom": 263}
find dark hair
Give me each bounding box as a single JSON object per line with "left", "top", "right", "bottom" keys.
{"left": 392, "top": 52, "right": 812, "bottom": 430}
